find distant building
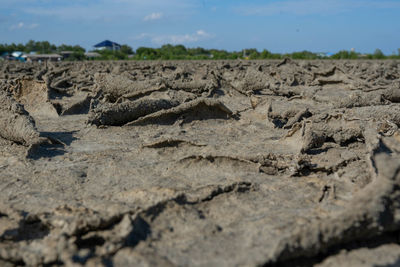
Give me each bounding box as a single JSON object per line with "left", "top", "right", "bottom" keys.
{"left": 317, "top": 52, "right": 334, "bottom": 58}
{"left": 5, "top": 51, "right": 26, "bottom": 62}
{"left": 22, "top": 54, "right": 62, "bottom": 62}
{"left": 11, "top": 51, "right": 24, "bottom": 58}
{"left": 93, "top": 40, "right": 121, "bottom": 51}
{"left": 60, "top": 51, "right": 74, "bottom": 59}
{"left": 85, "top": 52, "right": 101, "bottom": 59}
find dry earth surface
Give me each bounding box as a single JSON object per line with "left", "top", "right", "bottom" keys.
{"left": 1, "top": 59, "right": 400, "bottom": 266}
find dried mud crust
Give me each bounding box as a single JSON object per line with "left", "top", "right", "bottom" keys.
{"left": 1, "top": 60, "right": 400, "bottom": 266}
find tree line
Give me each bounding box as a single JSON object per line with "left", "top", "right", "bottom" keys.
{"left": 1, "top": 40, "right": 400, "bottom": 60}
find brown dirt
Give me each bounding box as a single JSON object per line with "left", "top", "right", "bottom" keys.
{"left": 1, "top": 60, "right": 400, "bottom": 266}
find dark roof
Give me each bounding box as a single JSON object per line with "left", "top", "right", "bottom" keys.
{"left": 94, "top": 40, "right": 121, "bottom": 48}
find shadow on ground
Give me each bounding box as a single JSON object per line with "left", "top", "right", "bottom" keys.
{"left": 27, "top": 131, "right": 77, "bottom": 160}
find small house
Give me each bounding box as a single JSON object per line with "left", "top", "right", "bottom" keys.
{"left": 85, "top": 52, "right": 101, "bottom": 59}
{"left": 317, "top": 52, "right": 334, "bottom": 58}
{"left": 22, "top": 54, "right": 62, "bottom": 62}
{"left": 1, "top": 52, "right": 10, "bottom": 60}
{"left": 60, "top": 51, "right": 74, "bottom": 59}
{"left": 7, "top": 52, "right": 26, "bottom": 62}
{"left": 93, "top": 40, "right": 121, "bottom": 51}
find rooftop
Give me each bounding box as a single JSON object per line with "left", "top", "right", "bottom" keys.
{"left": 94, "top": 40, "right": 121, "bottom": 48}
{"left": 85, "top": 52, "right": 101, "bottom": 57}
{"left": 22, "top": 54, "right": 62, "bottom": 58}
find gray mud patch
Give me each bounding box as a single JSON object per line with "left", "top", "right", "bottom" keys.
{"left": 1, "top": 60, "right": 400, "bottom": 266}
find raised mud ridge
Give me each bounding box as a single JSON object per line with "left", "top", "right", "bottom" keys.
{"left": 1, "top": 59, "right": 400, "bottom": 266}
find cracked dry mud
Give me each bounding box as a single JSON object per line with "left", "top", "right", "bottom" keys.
{"left": 1, "top": 59, "right": 400, "bottom": 266}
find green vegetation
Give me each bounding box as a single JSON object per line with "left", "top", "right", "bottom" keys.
{"left": 131, "top": 47, "right": 315, "bottom": 60}
{"left": 56, "top": 44, "right": 85, "bottom": 54}
{"left": 96, "top": 49, "right": 129, "bottom": 60}
{"left": 0, "top": 40, "right": 86, "bottom": 61}
{"left": 331, "top": 50, "right": 359, "bottom": 59}
{"left": 56, "top": 44, "right": 86, "bottom": 61}
{"left": 1, "top": 40, "right": 400, "bottom": 60}
{"left": 120, "top": 44, "right": 134, "bottom": 55}
{"left": 0, "top": 40, "right": 80, "bottom": 54}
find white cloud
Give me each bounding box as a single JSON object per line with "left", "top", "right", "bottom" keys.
{"left": 134, "top": 30, "right": 214, "bottom": 45}
{"left": 151, "top": 30, "right": 213, "bottom": 45}
{"left": 9, "top": 22, "right": 38, "bottom": 30}
{"left": 236, "top": 0, "right": 400, "bottom": 16}
{"left": 143, "top": 12, "right": 163, "bottom": 21}
{"left": 10, "top": 22, "right": 24, "bottom": 30}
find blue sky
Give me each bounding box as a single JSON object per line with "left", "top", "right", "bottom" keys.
{"left": 1, "top": 0, "right": 400, "bottom": 54}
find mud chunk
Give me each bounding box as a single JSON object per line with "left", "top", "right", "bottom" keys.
{"left": 0, "top": 91, "right": 41, "bottom": 146}
{"left": 94, "top": 73, "right": 165, "bottom": 103}
{"left": 11, "top": 79, "right": 59, "bottom": 118}
{"left": 284, "top": 108, "right": 312, "bottom": 129}
{"left": 301, "top": 121, "right": 364, "bottom": 153}
{"left": 337, "top": 91, "right": 387, "bottom": 108}
{"left": 88, "top": 98, "right": 180, "bottom": 126}
{"left": 383, "top": 87, "right": 400, "bottom": 103}
{"left": 127, "top": 98, "right": 233, "bottom": 126}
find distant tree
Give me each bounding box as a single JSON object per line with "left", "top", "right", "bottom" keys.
{"left": 291, "top": 51, "right": 319, "bottom": 60}
{"left": 240, "top": 48, "right": 256, "bottom": 59}
{"left": 24, "top": 40, "right": 36, "bottom": 52}
{"left": 245, "top": 49, "right": 259, "bottom": 59}
{"left": 34, "top": 41, "right": 56, "bottom": 54}
{"left": 331, "top": 50, "right": 359, "bottom": 59}
{"left": 0, "top": 44, "right": 6, "bottom": 54}
{"left": 96, "top": 49, "right": 128, "bottom": 60}
{"left": 373, "top": 49, "right": 385, "bottom": 59}
{"left": 9, "top": 43, "right": 17, "bottom": 53}
{"left": 120, "top": 44, "right": 134, "bottom": 55}
{"left": 57, "top": 44, "right": 85, "bottom": 53}
{"left": 260, "top": 49, "right": 271, "bottom": 59}
{"left": 16, "top": 43, "right": 25, "bottom": 52}
{"left": 227, "top": 52, "right": 239, "bottom": 60}
{"left": 135, "top": 47, "right": 158, "bottom": 59}
{"left": 65, "top": 52, "right": 85, "bottom": 61}
{"left": 209, "top": 49, "right": 231, "bottom": 59}
{"left": 173, "top": 45, "right": 187, "bottom": 55}
{"left": 259, "top": 50, "right": 282, "bottom": 59}
{"left": 157, "top": 44, "right": 187, "bottom": 59}
{"left": 187, "top": 47, "right": 209, "bottom": 57}
{"left": 159, "top": 44, "right": 173, "bottom": 59}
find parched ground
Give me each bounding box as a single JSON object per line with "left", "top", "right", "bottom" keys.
{"left": 1, "top": 59, "right": 400, "bottom": 266}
